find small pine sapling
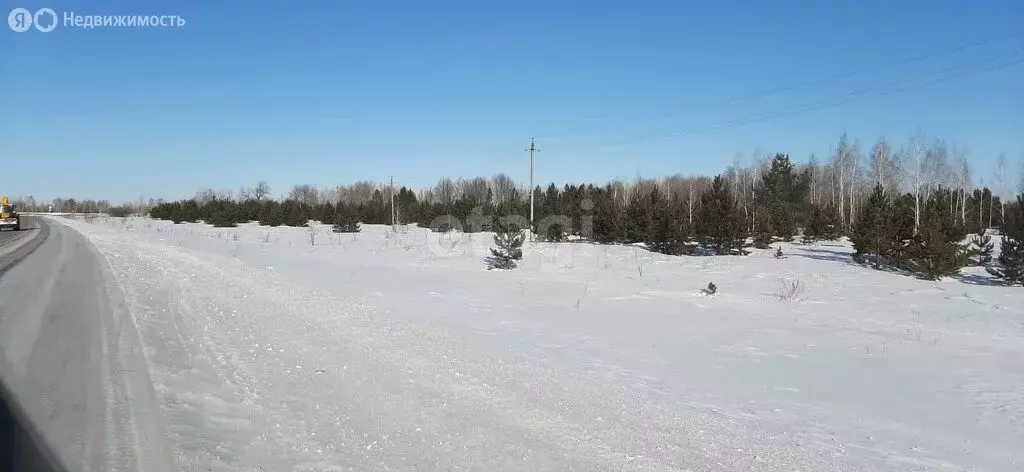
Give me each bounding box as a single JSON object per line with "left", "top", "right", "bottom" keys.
{"left": 488, "top": 220, "right": 525, "bottom": 269}
{"left": 967, "top": 231, "right": 994, "bottom": 266}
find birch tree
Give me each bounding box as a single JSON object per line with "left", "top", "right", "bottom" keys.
{"left": 459, "top": 177, "right": 490, "bottom": 206}
{"left": 662, "top": 174, "right": 686, "bottom": 200}
{"left": 685, "top": 176, "right": 710, "bottom": 225}
{"left": 1018, "top": 153, "right": 1024, "bottom": 194}
{"left": 956, "top": 148, "right": 971, "bottom": 225}
{"left": 195, "top": 188, "right": 217, "bottom": 205}
{"left": 806, "top": 154, "right": 820, "bottom": 205}
{"left": 253, "top": 181, "right": 271, "bottom": 202}
{"left": 924, "top": 140, "right": 951, "bottom": 196}
{"left": 288, "top": 184, "right": 319, "bottom": 206}
{"left": 996, "top": 153, "right": 1008, "bottom": 225}
{"left": 490, "top": 173, "right": 516, "bottom": 205}
{"left": 435, "top": 177, "right": 457, "bottom": 210}
{"left": 832, "top": 134, "right": 861, "bottom": 230}
{"left": 340, "top": 181, "right": 377, "bottom": 204}
{"left": 903, "top": 133, "right": 928, "bottom": 233}
{"left": 869, "top": 137, "right": 900, "bottom": 194}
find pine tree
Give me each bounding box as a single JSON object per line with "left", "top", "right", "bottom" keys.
{"left": 905, "top": 196, "right": 967, "bottom": 280}
{"left": 314, "top": 202, "right": 335, "bottom": 224}
{"left": 207, "top": 201, "right": 238, "bottom": 228}
{"left": 820, "top": 205, "right": 842, "bottom": 240}
{"left": 966, "top": 230, "right": 994, "bottom": 266}
{"left": 624, "top": 189, "right": 652, "bottom": 244}
{"left": 181, "top": 200, "right": 200, "bottom": 223}
{"left": 752, "top": 212, "right": 773, "bottom": 249}
{"left": 332, "top": 203, "right": 361, "bottom": 233}
{"left": 887, "top": 193, "right": 917, "bottom": 269}
{"left": 591, "top": 186, "right": 623, "bottom": 244}
{"left": 648, "top": 195, "right": 688, "bottom": 255}
{"left": 543, "top": 220, "right": 566, "bottom": 242}
{"left": 993, "top": 237, "right": 1024, "bottom": 283}
{"left": 261, "top": 201, "right": 287, "bottom": 227}
{"left": 851, "top": 184, "right": 892, "bottom": 268}
{"left": 803, "top": 204, "right": 840, "bottom": 243}
{"left": 759, "top": 153, "right": 808, "bottom": 240}
{"left": 564, "top": 184, "right": 584, "bottom": 237}
{"left": 695, "top": 176, "right": 748, "bottom": 255}
{"left": 988, "top": 195, "right": 1024, "bottom": 284}
{"left": 488, "top": 218, "right": 525, "bottom": 269}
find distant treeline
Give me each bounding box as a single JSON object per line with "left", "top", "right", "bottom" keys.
{"left": 145, "top": 151, "right": 1023, "bottom": 282}
{"left": 22, "top": 132, "right": 1024, "bottom": 283}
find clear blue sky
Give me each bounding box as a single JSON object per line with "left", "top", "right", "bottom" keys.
{"left": 2, "top": 0, "right": 1022, "bottom": 203}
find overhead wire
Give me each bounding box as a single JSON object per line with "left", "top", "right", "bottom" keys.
{"left": 551, "top": 49, "right": 1024, "bottom": 152}
{"left": 535, "top": 33, "right": 1022, "bottom": 142}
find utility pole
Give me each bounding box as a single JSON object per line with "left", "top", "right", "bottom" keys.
{"left": 526, "top": 138, "right": 540, "bottom": 240}
{"left": 390, "top": 176, "right": 396, "bottom": 229}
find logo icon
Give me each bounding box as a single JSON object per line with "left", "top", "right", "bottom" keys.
{"left": 33, "top": 8, "right": 56, "bottom": 32}
{"left": 8, "top": 7, "right": 58, "bottom": 32}
{"left": 8, "top": 8, "right": 32, "bottom": 32}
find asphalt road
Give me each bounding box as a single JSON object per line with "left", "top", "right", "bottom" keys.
{"left": 0, "top": 218, "right": 42, "bottom": 266}
{"left": 0, "top": 224, "right": 30, "bottom": 244}
{"left": 0, "top": 216, "right": 174, "bottom": 472}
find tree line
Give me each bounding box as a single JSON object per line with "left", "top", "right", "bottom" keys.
{"left": 106, "top": 132, "right": 1024, "bottom": 282}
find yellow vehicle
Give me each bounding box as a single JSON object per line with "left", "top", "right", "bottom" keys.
{"left": 0, "top": 196, "right": 20, "bottom": 231}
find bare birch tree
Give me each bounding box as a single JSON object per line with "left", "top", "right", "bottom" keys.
{"left": 459, "top": 177, "right": 490, "bottom": 206}
{"left": 995, "top": 153, "right": 1008, "bottom": 225}
{"left": 902, "top": 132, "right": 928, "bottom": 233}
{"left": 869, "top": 137, "right": 900, "bottom": 194}
{"left": 435, "top": 177, "right": 457, "bottom": 211}
{"left": 1018, "top": 152, "right": 1024, "bottom": 194}
{"left": 832, "top": 134, "right": 860, "bottom": 229}
{"left": 253, "top": 181, "right": 271, "bottom": 202}
{"left": 491, "top": 173, "right": 516, "bottom": 205}
{"left": 685, "top": 176, "right": 710, "bottom": 225}
{"left": 288, "top": 184, "right": 319, "bottom": 206}
{"left": 956, "top": 148, "right": 971, "bottom": 225}
{"left": 806, "top": 154, "right": 819, "bottom": 205}
{"left": 662, "top": 174, "right": 687, "bottom": 201}
{"left": 341, "top": 181, "right": 377, "bottom": 204}
{"left": 195, "top": 187, "right": 217, "bottom": 205}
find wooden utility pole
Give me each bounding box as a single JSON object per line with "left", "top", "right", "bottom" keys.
{"left": 526, "top": 138, "right": 540, "bottom": 240}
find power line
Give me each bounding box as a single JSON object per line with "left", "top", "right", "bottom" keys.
{"left": 537, "top": 33, "right": 1022, "bottom": 141}
{"left": 558, "top": 50, "right": 1024, "bottom": 152}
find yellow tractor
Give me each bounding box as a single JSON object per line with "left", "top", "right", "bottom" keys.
{"left": 0, "top": 196, "right": 20, "bottom": 231}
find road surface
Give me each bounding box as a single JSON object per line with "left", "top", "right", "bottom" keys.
{"left": 0, "top": 220, "right": 42, "bottom": 269}
{"left": 0, "top": 216, "right": 173, "bottom": 472}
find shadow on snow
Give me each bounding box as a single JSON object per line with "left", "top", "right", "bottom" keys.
{"left": 792, "top": 246, "right": 853, "bottom": 264}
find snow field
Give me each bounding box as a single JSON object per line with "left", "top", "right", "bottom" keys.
{"left": 52, "top": 215, "right": 1024, "bottom": 471}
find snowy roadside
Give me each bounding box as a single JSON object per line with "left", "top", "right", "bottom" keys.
{"left": 51, "top": 217, "right": 787, "bottom": 471}
{"left": 50, "top": 215, "right": 1024, "bottom": 471}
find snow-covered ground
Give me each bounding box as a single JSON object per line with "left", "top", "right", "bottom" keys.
{"left": 51, "top": 215, "right": 1024, "bottom": 471}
